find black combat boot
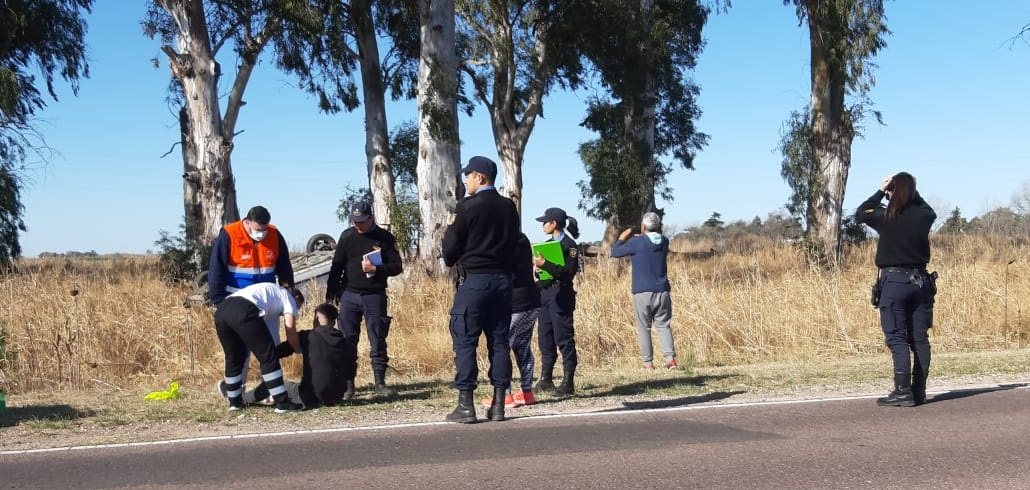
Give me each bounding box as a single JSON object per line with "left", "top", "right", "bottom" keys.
{"left": 911, "top": 366, "right": 928, "bottom": 406}
{"left": 486, "top": 387, "right": 507, "bottom": 422}
{"left": 553, "top": 365, "right": 576, "bottom": 397}
{"left": 342, "top": 378, "right": 356, "bottom": 401}
{"left": 273, "top": 392, "right": 304, "bottom": 413}
{"left": 535, "top": 363, "right": 556, "bottom": 393}
{"left": 877, "top": 372, "right": 915, "bottom": 407}
{"left": 446, "top": 390, "right": 477, "bottom": 423}
{"left": 373, "top": 369, "right": 396, "bottom": 397}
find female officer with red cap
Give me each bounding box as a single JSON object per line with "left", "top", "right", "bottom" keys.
{"left": 533, "top": 207, "right": 580, "bottom": 396}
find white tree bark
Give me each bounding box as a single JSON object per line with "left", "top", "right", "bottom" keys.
{"left": 157, "top": 0, "right": 276, "bottom": 246}
{"left": 159, "top": 0, "right": 237, "bottom": 246}
{"left": 353, "top": 0, "right": 396, "bottom": 225}
{"left": 416, "top": 0, "right": 462, "bottom": 271}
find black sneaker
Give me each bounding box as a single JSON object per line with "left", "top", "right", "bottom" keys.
{"left": 274, "top": 400, "right": 304, "bottom": 413}
{"left": 215, "top": 380, "right": 229, "bottom": 400}
{"left": 228, "top": 396, "right": 245, "bottom": 411}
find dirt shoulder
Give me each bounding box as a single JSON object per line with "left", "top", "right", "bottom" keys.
{"left": 3, "top": 350, "right": 1029, "bottom": 453}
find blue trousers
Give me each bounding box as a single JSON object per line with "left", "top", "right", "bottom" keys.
{"left": 337, "top": 290, "right": 391, "bottom": 372}
{"left": 878, "top": 270, "right": 935, "bottom": 378}
{"left": 449, "top": 273, "right": 513, "bottom": 391}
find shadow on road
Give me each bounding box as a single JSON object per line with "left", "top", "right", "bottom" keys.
{"left": 341, "top": 379, "right": 451, "bottom": 406}
{"left": 0, "top": 404, "right": 95, "bottom": 428}
{"left": 589, "top": 373, "right": 739, "bottom": 398}
{"left": 927, "top": 382, "right": 1029, "bottom": 405}
{"left": 604, "top": 390, "right": 747, "bottom": 412}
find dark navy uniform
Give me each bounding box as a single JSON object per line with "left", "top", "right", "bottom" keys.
{"left": 325, "top": 202, "right": 403, "bottom": 395}
{"left": 535, "top": 233, "right": 579, "bottom": 390}
{"left": 442, "top": 187, "right": 520, "bottom": 394}
{"left": 856, "top": 184, "right": 937, "bottom": 406}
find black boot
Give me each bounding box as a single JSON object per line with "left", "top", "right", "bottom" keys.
{"left": 446, "top": 390, "right": 477, "bottom": 423}
{"left": 911, "top": 367, "right": 928, "bottom": 406}
{"left": 273, "top": 392, "right": 304, "bottom": 413}
{"left": 553, "top": 365, "right": 576, "bottom": 397}
{"left": 487, "top": 387, "right": 506, "bottom": 422}
{"left": 877, "top": 372, "right": 915, "bottom": 407}
{"left": 342, "top": 378, "right": 356, "bottom": 401}
{"left": 373, "top": 369, "right": 396, "bottom": 397}
{"left": 535, "top": 363, "right": 556, "bottom": 393}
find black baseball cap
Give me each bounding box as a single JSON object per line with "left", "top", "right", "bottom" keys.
{"left": 349, "top": 201, "right": 373, "bottom": 223}
{"left": 535, "top": 207, "right": 567, "bottom": 223}
{"left": 460, "top": 156, "right": 498, "bottom": 181}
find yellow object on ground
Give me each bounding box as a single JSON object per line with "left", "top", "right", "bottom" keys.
{"left": 144, "top": 382, "right": 181, "bottom": 401}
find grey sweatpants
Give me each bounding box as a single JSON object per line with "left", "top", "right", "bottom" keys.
{"left": 632, "top": 291, "right": 675, "bottom": 363}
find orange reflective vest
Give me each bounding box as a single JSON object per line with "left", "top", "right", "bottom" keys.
{"left": 224, "top": 220, "right": 281, "bottom": 292}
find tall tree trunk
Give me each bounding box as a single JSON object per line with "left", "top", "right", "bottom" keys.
{"left": 416, "top": 0, "right": 461, "bottom": 272}
{"left": 161, "top": 0, "right": 238, "bottom": 246}
{"left": 353, "top": 0, "right": 396, "bottom": 225}
{"left": 806, "top": 9, "right": 853, "bottom": 262}
{"left": 494, "top": 135, "right": 525, "bottom": 217}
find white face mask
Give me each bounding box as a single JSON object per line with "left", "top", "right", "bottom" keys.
{"left": 248, "top": 228, "right": 268, "bottom": 242}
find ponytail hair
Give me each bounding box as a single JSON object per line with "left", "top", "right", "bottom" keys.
{"left": 565, "top": 216, "right": 580, "bottom": 239}
{"left": 885, "top": 172, "right": 916, "bottom": 222}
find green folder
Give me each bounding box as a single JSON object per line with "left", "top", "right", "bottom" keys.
{"left": 532, "top": 241, "right": 565, "bottom": 281}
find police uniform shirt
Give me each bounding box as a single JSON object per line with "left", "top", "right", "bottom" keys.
{"left": 442, "top": 188, "right": 520, "bottom": 273}
{"left": 856, "top": 190, "right": 937, "bottom": 268}
{"left": 535, "top": 233, "right": 579, "bottom": 288}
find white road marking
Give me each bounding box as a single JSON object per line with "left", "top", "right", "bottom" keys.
{"left": 3, "top": 385, "right": 1026, "bottom": 456}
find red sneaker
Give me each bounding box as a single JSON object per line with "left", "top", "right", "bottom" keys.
{"left": 512, "top": 390, "right": 535, "bottom": 406}
{"left": 643, "top": 361, "right": 656, "bottom": 370}
{"left": 664, "top": 359, "right": 679, "bottom": 370}
{"left": 481, "top": 394, "right": 517, "bottom": 409}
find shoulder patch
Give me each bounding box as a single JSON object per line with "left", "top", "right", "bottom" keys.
{"left": 569, "top": 248, "right": 578, "bottom": 258}
{"left": 447, "top": 213, "right": 456, "bottom": 225}
{"left": 864, "top": 209, "right": 875, "bottom": 213}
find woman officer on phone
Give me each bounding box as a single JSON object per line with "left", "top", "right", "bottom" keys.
{"left": 856, "top": 172, "right": 937, "bottom": 407}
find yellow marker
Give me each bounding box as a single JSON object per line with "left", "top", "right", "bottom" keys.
{"left": 144, "top": 381, "right": 181, "bottom": 401}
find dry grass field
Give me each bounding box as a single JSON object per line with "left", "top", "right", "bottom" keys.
{"left": 1, "top": 234, "right": 1027, "bottom": 397}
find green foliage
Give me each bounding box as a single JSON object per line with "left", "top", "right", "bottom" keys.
{"left": 573, "top": 0, "right": 710, "bottom": 226}
{"left": 153, "top": 222, "right": 209, "bottom": 283}
{"left": 0, "top": 0, "right": 93, "bottom": 269}
{"left": 703, "top": 212, "right": 724, "bottom": 229}
{"left": 779, "top": 108, "right": 818, "bottom": 229}
{"left": 839, "top": 215, "right": 867, "bottom": 244}
{"left": 940, "top": 207, "right": 968, "bottom": 234}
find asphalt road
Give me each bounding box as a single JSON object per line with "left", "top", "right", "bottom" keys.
{"left": 2, "top": 385, "right": 1028, "bottom": 489}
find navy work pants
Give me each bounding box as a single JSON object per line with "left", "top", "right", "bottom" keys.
{"left": 878, "top": 270, "right": 935, "bottom": 378}
{"left": 538, "top": 285, "right": 577, "bottom": 372}
{"left": 449, "top": 273, "right": 513, "bottom": 391}
{"left": 337, "top": 290, "right": 391, "bottom": 372}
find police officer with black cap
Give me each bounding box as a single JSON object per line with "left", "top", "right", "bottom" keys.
{"left": 533, "top": 207, "right": 581, "bottom": 396}
{"left": 441, "top": 156, "right": 521, "bottom": 423}
{"left": 856, "top": 172, "right": 937, "bottom": 407}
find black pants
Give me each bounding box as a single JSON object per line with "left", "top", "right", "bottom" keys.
{"left": 878, "top": 270, "right": 935, "bottom": 378}
{"left": 337, "top": 290, "right": 391, "bottom": 372}
{"left": 538, "top": 285, "right": 577, "bottom": 372}
{"left": 214, "top": 297, "right": 288, "bottom": 400}
{"left": 449, "top": 273, "right": 513, "bottom": 391}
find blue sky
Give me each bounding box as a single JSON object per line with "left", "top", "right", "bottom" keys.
{"left": 23, "top": 1, "right": 1030, "bottom": 256}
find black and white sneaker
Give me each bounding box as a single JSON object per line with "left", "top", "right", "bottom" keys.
{"left": 215, "top": 380, "right": 229, "bottom": 400}
{"left": 228, "top": 396, "right": 245, "bottom": 411}
{"left": 273, "top": 400, "right": 304, "bottom": 414}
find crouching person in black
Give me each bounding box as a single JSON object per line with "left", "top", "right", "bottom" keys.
{"left": 297, "top": 303, "right": 358, "bottom": 408}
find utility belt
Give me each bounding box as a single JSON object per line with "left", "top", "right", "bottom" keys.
{"left": 870, "top": 266, "right": 938, "bottom": 307}
{"left": 537, "top": 279, "right": 572, "bottom": 290}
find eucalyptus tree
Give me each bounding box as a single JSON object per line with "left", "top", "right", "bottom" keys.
{"left": 0, "top": 0, "right": 93, "bottom": 267}
{"left": 782, "top": 0, "right": 888, "bottom": 262}
{"left": 456, "top": 0, "right": 584, "bottom": 216}
{"left": 573, "top": 0, "right": 710, "bottom": 244}
{"left": 276, "top": 0, "right": 420, "bottom": 225}
{"left": 416, "top": 0, "right": 462, "bottom": 269}
{"left": 144, "top": 0, "right": 320, "bottom": 246}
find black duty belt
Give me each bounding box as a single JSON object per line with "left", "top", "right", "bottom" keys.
{"left": 881, "top": 267, "right": 926, "bottom": 275}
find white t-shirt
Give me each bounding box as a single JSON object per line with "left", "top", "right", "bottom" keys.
{"left": 227, "top": 283, "right": 298, "bottom": 341}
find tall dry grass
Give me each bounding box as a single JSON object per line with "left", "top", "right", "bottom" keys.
{"left": 1, "top": 234, "right": 1027, "bottom": 394}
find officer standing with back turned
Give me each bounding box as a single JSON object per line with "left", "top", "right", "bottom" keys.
{"left": 441, "top": 156, "right": 521, "bottom": 423}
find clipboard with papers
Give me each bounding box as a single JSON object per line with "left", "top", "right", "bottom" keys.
{"left": 531, "top": 241, "right": 564, "bottom": 281}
